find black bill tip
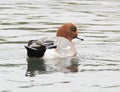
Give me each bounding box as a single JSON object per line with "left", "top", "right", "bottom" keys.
{"left": 76, "top": 37, "right": 84, "bottom": 41}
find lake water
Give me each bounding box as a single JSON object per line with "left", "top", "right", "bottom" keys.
{"left": 0, "top": 0, "right": 120, "bottom": 92}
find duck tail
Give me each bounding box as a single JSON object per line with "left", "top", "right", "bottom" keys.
{"left": 25, "top": 45, "right": 46, "bottom": 58}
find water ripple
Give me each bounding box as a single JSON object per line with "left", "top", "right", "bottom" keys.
{"left": 0, "top": 0, "right": 120, "bottom": 92}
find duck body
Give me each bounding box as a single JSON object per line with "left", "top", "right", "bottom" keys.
{"left": 25, "top": 37, "right": 76, "bottom": 59}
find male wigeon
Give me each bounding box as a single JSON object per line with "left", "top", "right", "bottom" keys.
{"left": 25, "top": 23, "right": 83, "bottom": 59}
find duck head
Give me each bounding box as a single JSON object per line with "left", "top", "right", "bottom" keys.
{"left": 56, "top": 23, "right": 83, "bottom": 41}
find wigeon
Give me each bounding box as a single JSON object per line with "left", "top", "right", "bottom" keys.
{"left": 25, "top": 23, "right": 83, "bottom": 59}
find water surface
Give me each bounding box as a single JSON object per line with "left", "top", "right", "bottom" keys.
{"left": 0, "top": 0, "right": 120, "bottom": 92}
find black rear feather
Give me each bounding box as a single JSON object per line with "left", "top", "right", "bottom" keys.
{"left": 25, "top": 40, "right": 57, "bottom": 58}
{"left": 25, "top": 45, "right": 46, "bottom": 58}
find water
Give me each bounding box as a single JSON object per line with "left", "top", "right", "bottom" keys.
{"left": 0, "top": 0, "right": 120, "bottom": 92}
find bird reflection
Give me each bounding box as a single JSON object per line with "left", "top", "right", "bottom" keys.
{"left": 25, "top": 57, "right": 79, "bottom": 77}
{"left": 25, "top": 58, "right": 46, "bottom": 77}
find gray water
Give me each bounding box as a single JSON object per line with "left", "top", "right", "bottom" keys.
{"left": 0, "top": 0, "right": 120, "bottom": 92}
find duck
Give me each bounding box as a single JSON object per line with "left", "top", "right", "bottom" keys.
{"left": 25, "top": 23, "right": 83, "bottom": 59}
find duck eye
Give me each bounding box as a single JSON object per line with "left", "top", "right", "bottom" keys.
{"left": 71, "top": 26, "right": 77, "bottom": 32}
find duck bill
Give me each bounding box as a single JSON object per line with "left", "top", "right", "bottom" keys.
{"left": 75, "top": 36, "right": 84, "bottom": 41}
